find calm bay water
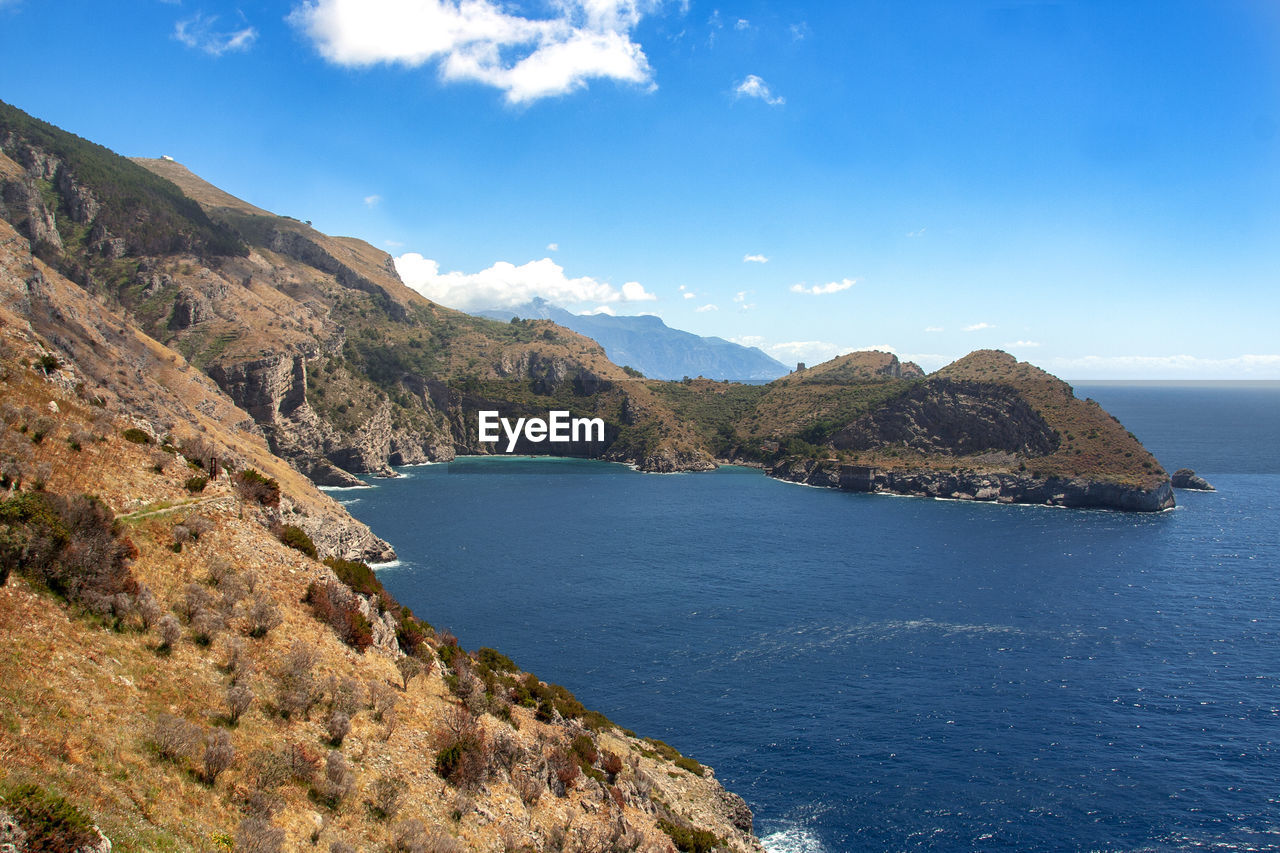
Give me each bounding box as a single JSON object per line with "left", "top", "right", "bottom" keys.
{"left": 339, "top": 382, "right": 1280, "bottom": 852}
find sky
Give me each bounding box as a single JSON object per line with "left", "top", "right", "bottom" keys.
{"left": 2, "top": 0, "right": 1278, "bottom": 378}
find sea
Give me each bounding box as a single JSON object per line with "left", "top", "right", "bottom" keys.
{"left": 335, "top": 382, "right": 1280, "bottom": 853}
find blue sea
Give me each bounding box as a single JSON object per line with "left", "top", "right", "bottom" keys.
{"left": 339, "top": 382, "right": 1280, "bottom": 852}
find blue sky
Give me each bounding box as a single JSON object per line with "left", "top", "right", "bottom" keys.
{"left": 3, "top": 0, "right": 1278, "bottom": 377}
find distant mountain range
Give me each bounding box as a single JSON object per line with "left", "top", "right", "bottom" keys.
{"left": 475, "top": 298, "right": 790, "bottom": 381}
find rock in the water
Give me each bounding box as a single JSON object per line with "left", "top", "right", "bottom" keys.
{"left": 1171, "top": 468, "right": 1215, "bottom": 491}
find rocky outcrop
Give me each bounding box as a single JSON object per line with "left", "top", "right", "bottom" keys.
{"left": 900, "top": 360, "right": 925, "bottom": 378}
{"left": 207, "top": 353, "right": 310, "bottom": 425}
{"left": 0, "top": 176, "right": 62, "bottom": 252}
{"left": 832, "top": 379, "right": 1059, "bottom": 456}
{"left": 1171, "top": 468, "right": 1215, "bottom": 491}
{"left": 768, "top": 458, "right": 1176, "bottom": 512}
{"left": 635, "top": 447, "right": 717, "bottom": 473}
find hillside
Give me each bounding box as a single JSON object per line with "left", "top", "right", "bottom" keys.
{"left": 0, "top": 224, "right": 760, "bottom": 849}
{"left": 1, "top": 98, "right": 1173, "bottom": 512}
{"left": 3, "top": 96, "right": 1173, "bottom": 509}
{"left": 476, "top": 298, "right": 789, "bottom": 382}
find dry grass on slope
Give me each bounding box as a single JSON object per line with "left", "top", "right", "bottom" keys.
{"left": 0, "top": 336, "right": 760, "bottom": 853}
{"left": 936, "top": 350, "right": 1165, "bottom": 486}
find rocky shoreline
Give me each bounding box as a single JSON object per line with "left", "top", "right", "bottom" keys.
{"left": 766, "top": 457, "right": 1176, "bottom": 512}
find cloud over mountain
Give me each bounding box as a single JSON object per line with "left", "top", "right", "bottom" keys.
{"left": 395, "top": 253, "right": 656, "bottom": 310}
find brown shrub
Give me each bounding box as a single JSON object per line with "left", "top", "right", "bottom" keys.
{"left": 235, "top": 817, "right": 285, "bottom": 853}
{"left": 326, "top": 710, "right": 350, "bottom": 747}
{"left": 601, "top": 750, "right": 624, "bottom": 778}
{"left": 157, "top": 613, "right": 181, "bottom": 651}
{"left": 332, "top": 677, "right": 365, "bottom": 717}
{"left": 203, "top": 729, "right": 235, "bottom": 785}
{"left": 283, "top": 741, "right": 322, "bottom": 784}
{"left": 369, "top": 680, "right": 398, "bottom": 722}
{"left": 317, "top": 750, "right": 355, "bottom": 809}
{"left": 190, "top": 607, "right": 224, "bottom": 647}
{"left": 369, "top": 774, "right": 407, "bottom": 821}
{"left": 549, "top": 748, "right": 580, "bottom": 795}
{"left": 246, "top": 594, "right": 281, "bottom": 638}
{"left": 135, "top": 585, "right": 162, "bottom": 630}
{"left": 276, "top": 641, "right": 321, "bottom": 719}
{"left": 151, "top": 713, "right": 201, "bottom": 764}
{"left": 246, "top": 748, "right": 291, "bottom": 792}
{"left": 304, "top": 581, "right": 373, "bottom": 651}
{"left": 226, "top": 684, "right": 254, "bottom": 725}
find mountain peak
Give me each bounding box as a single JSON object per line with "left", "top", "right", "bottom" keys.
{"left": 475, "top": 299, "right": 788, "bottom": 381}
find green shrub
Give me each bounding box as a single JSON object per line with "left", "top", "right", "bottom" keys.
{"left": 477, "top": 647, "right": 515, "bottom": 673}
{"left": 122, "top": 427, "right": 152, "bottom": 444}
{"left": 570, "top": 734, "right": 598, "bottom": 767}
{"left": 395, "top": 615, "right": 432, "bottom": 656}
{"left": 674, "top": 755, "right": 705, "bottom": 776}
{"left": 0, "top": 491, "right": 136, "bottom": 611}
{"left": 234, "top": 468, "right": 280, "bottom": 507}
{"left": 323, "top": 556, "right": 382, "bottom": 600}
{"left": 4, "top": 783, "right": 100, "bottom": 853}
{"left": 657, "top": 819, "right": 722, "bottom": 853}
{"left": 278, "top": 525, "right": 317, "bottom": 559}
{"left": 185, "top": 475, "right": 208, "bottom": 493}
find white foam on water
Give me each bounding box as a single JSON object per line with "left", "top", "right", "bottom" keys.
{"left": 370, "top": 559, "right": 403, "bottom": 570}
{"left": 761, "top": 826, "right": 828, "bottom": 853}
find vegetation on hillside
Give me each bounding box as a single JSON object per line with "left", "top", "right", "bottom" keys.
{"left": 0, "top": 100, "right": 246, "bottom": 261}
{"left": 0, "top": 338, "right": 752, "bottom": 852}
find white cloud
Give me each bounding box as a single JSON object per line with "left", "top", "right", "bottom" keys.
{"left": 384, "top": 239, "right": 404, "bottom": 248}
{"left": 963, "top": 322, "right": 994, "bottom": 332}
{"left": 683, "top": 292, "right": 696, "bottom": 299}
{"left": 924, "top": 326, "right": 944, "bottom": 333}
{"left": 734, "top": 74, "right": 784, "bottom": 106}
{"left": 1047, "top": 353, "right": 1280, "bottom": 379}
{"left": 582, "top": 304, "right": 615, "bottom": 315}
{"left": 731, "top": 335, "right": 765, "bottom": 347}
{"left": 790, "top": 278, "right": 855, "bottom": 296}
{"left": 174, "top": 13, "right": 258, "bottom": 55}
{"left": 364, "top": 194, "right": 382, "bottom": 207}
{"left": 394, "top": 253, "right": 655, "bottom": 310}
{"left": 907, "top": 227, "right": 927, "bottom": 238}
{"left": 743, "top": 253, "right": 768, "bottom": 263}
{"left": 546, "top": 242, "right": 559, "bottom": 251}
{"left": 767, "top": 341, "right": 851, "bottom": 363}
{"left": 695, "top": 303, "right": 718, "bottom": 312}
{"left": 290, "top": 0, "right": 655, "bottom": 104}
{"left": 789, "top": 22, "right": 809, "bottom": 40}
{"left": 1005, "top": 340, "right": 1040, "bottom": 347}
{"left": 734, "top": 18, "right": 750, "bottom": 30}
{"left": 621, "top": 280, "right": 657, "bottom": 301}
{"left": 733, "top": 290, "right": 748, "bottom": 302}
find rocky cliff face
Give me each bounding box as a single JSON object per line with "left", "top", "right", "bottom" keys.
{"left": 832, "top": 379, "right": 1060, "bottom": 456}
{"left": 0, "top": 208, "right": 394, "bottom": 561}
{"left": 768, "top": 458, "right": 1176, "bottom": 512}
